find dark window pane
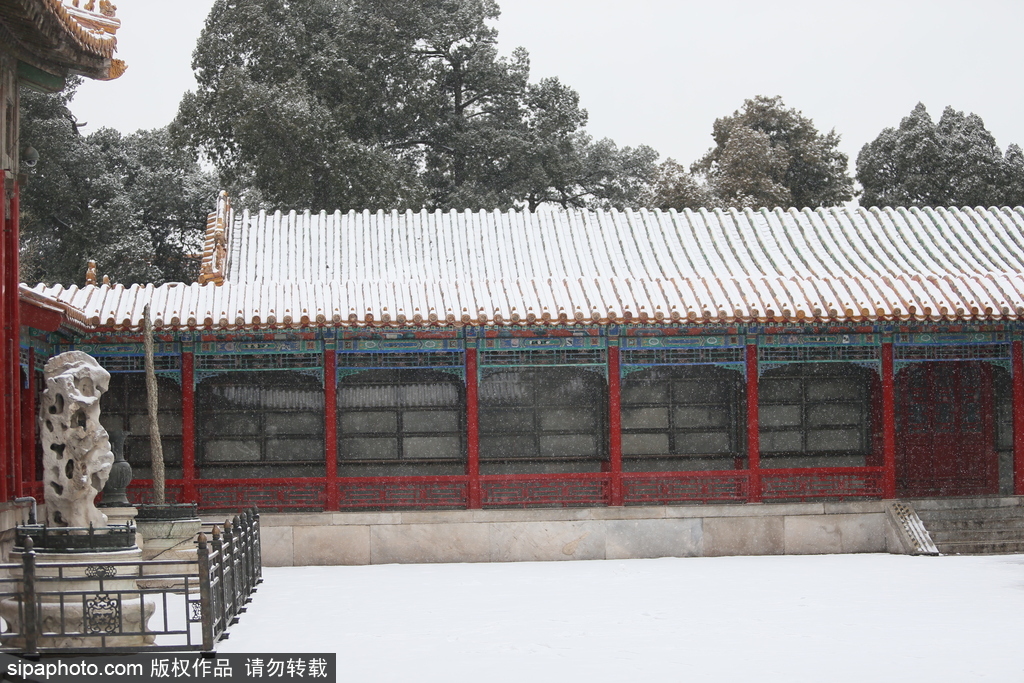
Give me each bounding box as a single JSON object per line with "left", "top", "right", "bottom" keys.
{"left": 403, "top": 411, "right": 459, "bottom": 432}
{"left": 538, "top": 408, "right": 597, "bottom": 431}
{"left": 398, "top": 383, "right": 459, "bottom": 407}
{"left": 674, "top": 380, "right": 729, "bottom": 404}
{"left": 208, "top": 384, "right": 262, "bottom": 410}
{"left": 543, "top": 375, "right": 599, "bottom": 403}
{"left": 806, "top": 429, "right": 862, "bottom": 451}
{"left": 807, "top": 378, "right": 861, "bottom": 401}
{"left": 807, "top": 404, "right": 862, "bottom": 427}
{"left": 204, "top": 413, "right": 260, "bottom": 435}
{"left": 340, "top": 412, "right": 397, "bottom": 433}
{"left": 674, "top": 406, "right": 728, "bottom": 429}
{"left": 101, "top": 391, "right": 124, "bottom": 413}
{"left": 128, "top": 413, "right": 183, "bottom": 436}
{"left": 760, "top": 405, "right": 801, "bottom": 428}
{"left": 266, "top": 412, "right": 323, "bottom": 436}
{"left": 760, "top": 378, "right": 801, "bottom": 402}
{"left": 622, "top": 433, "right": 670, "bottom": 455}
{"left": 480, "top": 435, "right": 537, "bottom": 459}
{"left": 675, "top": 431, "right": 732, "bottom": 454}
{"left": 761, "top": 431, "right": 802, "bottom": 453}
{"left": 480, "top": 408, "right": 534, "bottom": 433}
{"left": 621, "top": 381, "right": 668, "bottom": 404}
{"left": 622, "top": 407, "right": 669, "bottom": 430}
{"left": 338, "top": 384, "right": 398, "bottom": 409}
{"left": 340, "top": 437, "right": 398, "bottom": 459}
{"left": 205, "top": 440, "right": 261, "bottom": 462}
{"left": 540, "top": 434, "right": 598, "bottom": 457}
{"left": 478, "top": 374, "right": 532, "bottom": 405}
{"left": 403, "top": 436, "right": 461, "bottom": 459}
{"left": 266, "top": 438, "right": 324, "bottom": 461}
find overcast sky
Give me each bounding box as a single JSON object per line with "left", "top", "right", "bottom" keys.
{"left": 71, "top": 0, "right": 1024, "bottom": 177}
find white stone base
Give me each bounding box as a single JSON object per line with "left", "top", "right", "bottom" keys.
{"left": 0, "top": 547, "right": 155, "bottom": 649}
{"left": 257, "top": 500, "right": 896, "bottom": 566}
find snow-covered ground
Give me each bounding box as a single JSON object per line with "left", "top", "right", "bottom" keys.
{"left": 220, "top": 554, "right": 1024, "bottom": 682}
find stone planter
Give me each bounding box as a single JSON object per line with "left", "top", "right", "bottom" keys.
{"left": 134, "top": 504, "right": 201, "bottom": 585}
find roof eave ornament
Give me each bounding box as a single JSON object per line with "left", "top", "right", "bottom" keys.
{"left": 199, "top": 191, "right": 232, "bottom": 285}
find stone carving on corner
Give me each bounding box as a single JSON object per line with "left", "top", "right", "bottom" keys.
{"left": 38, "top": 351, "right": 114, "bottom": 529}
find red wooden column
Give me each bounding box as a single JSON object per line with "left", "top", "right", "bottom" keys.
{"left": 745, "top": 339, "right": 761, "bottom": 502}
{"left": 181, "top": 348, "right": 197, "bottom": 503}
{"left": 20, "top": 348, "right": 35, "bottom": 492}
{"left": 881, "top": 340, "right": 897, "bottom": 499}
{"left": 466, "top": 345, "right": 481, "bottom": 509}
{"left": 324, "top": 344, "right": 339, "bottom": 511}
{"left": 1, "top": 172, "right": 18, "bottom": 501}
{"left": 8, "top": 180, "right": 19, "bottom": 501}
{"left": 1013, "top": 340, "right": 1024, "bottom": 495}
{"left": 0, "top": 171, "right": 9, "bottom": 501}
{"left": 608, "top": 341, "right": 623, "bottom": 506}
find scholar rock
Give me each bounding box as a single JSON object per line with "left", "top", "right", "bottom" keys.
{"left": 38, "top": 351, "right": 114, "bottom": 528}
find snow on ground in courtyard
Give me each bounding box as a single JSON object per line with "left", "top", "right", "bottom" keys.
{"left": 219, "top": 553, "right": 1024, "bottom": 682}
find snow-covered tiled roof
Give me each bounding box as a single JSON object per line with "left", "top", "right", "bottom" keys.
{"left": 1, "top": 1, "right": 125, "bottom": 81}
{"left": 26, "top": 204, "right": 1024, "bottom": 330}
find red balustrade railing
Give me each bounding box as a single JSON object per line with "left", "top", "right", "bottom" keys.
{"left": 337, "top": 476, "right": 468, "bottom": 509}
{"left": 29, "top": 466, "right": 887, "bottom": 513}
{"left": 760, "top": 467, "right": 885, "bottom": 501}
{"left": 480, "top": 473, "right": 611, "bottom": 508}
{"left": 622, "top": 470, "right": 749, "bottom": 505}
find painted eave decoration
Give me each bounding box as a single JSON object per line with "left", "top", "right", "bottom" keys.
{"left": 25, "top": 204, "right": 1024, "bottom": 332}
{"left": 0, "top": 0, "right": 124, "bottom": 84}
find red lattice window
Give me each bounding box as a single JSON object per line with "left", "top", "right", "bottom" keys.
{"left": 337, "top": 369, "right": 466, "bottom": 477}
{"left": 759, "top": 363, "right": 873, "bottom": 465}
{"left": 99, "top": 374, "right": 183, "bottom": 480}
{"left": 621, "top": 365, "right": 744, "bottom": 471}
{"left": 197, "top": 371, "right": 325, "bottom": 479}
{"left": 479, "top": 367, "right": 607, "bottom": 474}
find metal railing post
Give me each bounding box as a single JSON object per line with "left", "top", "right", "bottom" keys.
{"left": 196, "top": 532, "right": 215, "bottom": 652}
{"left": 240, "top": 510, "right": 253, "bottom": 599}
{"left": 253, "top": 508, "right": 262, "bottom": 584}
{"left": 231, "top": 515, "right": 242, "bottom": 613}
{"left": 211, "top": 525, "right": 226, "bottom": 639}
{"left": 22, "top": 536, "right": 37, "bottom": 655}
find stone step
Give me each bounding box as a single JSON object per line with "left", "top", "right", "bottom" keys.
{"left": 930, "top": 528, "right": 1024, "bottom": 543}
{"left": 936, "top": 540, "right": 1024, "bottom": 555}
{"left": 909, "top": 496, "right": 1024, "bottom": 512}
{"left": 921, "top": 517, "right": 1024, "bottom": 531}
{"left": 917, "top": 509, "right": 1024, "bottom": 523}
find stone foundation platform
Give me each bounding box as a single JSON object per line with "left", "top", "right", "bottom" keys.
{"left": 257, "top": 500, "right": 909, "bottom": 566}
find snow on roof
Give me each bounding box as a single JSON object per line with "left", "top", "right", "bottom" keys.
{"left": 1, "top": 0, "right": 124, "bottom": 81}
{"left": 25, "top": 203, "right": 1024, "bottom": 332}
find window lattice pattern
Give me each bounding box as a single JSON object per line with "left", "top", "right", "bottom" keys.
{"left": 479, "top": 349, "right": 606, "bottom": 367}
{"left": 621, "top": 366, "right": 744, "bottom": 459}
{"left": 759, "top": 345, "right": 880, "bottom": 363}
{"left": 99, "top": 374, "right": 183, "bottom": 479}
{"left": 336, "top": 351, "right": 463, "bottom": 369}
{"left": 894, "top": 344, "right": 1009, "bottom": 361}
{"left": 337, "top": 369, "right": 466, "bottom": 467}
{"left": 197, "top": 371, "right": 325, "bottom": 478}
{"left": 621, "top": 347, "right": 744, "bottom": 366}
{"left": 759, "top": 364, "right": 872, "bottom": 456}
{"left": 196, "top": 352, "right": 322, "bottom": 371}
{"left": 92, "top": 355, "right": 181, "bottom": 373}
{"left": 479, "top": 367, "right": 607, "bottom": 462}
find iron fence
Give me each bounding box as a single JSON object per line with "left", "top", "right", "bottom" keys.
{"left": 0, "top": 508, "right": 261, "bottom": 655}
